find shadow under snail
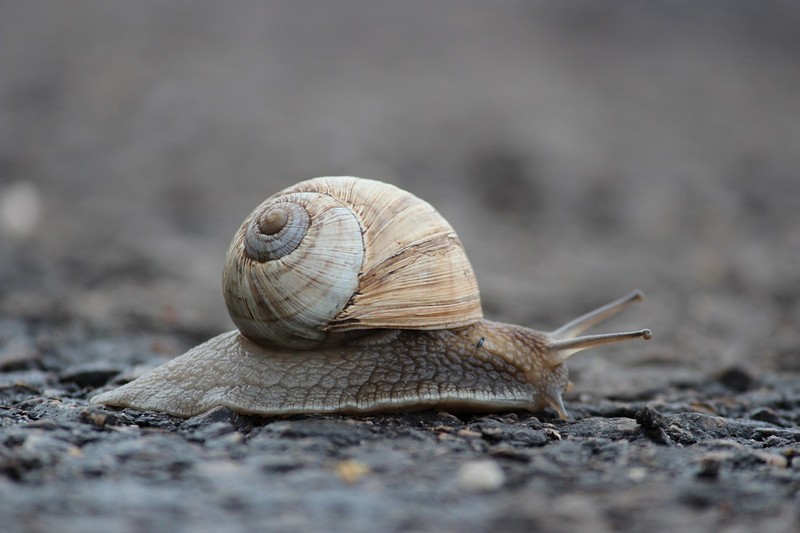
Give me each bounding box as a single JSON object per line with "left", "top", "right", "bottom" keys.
{"left": 91, "top": 176, "right": 652, "bottom": 419}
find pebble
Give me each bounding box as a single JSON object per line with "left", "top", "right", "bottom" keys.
{"left": 456, "top": 459, "right": 505, "bottom": 492}
{"left": 335, "top": 459, "right": 370, "bottom": 484}
{"left": 0, "top": 182, "right": 42, "bottom": 238}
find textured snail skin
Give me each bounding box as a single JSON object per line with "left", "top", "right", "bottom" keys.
{"left": 90, "top": 320, "right": 572, "bottom": 418}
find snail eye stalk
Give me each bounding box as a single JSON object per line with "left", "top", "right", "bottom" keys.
{"left": 545, "top": 291, "right": 651, "bottom": 364}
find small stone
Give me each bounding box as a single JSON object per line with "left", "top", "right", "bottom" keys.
{"left": 627, "top": 467, "right": 648, "bottom": 481}
{"left": 0, "top": 181, "right": 42, "bottom": 237}
{"left": 748, "top": 407, "right": 785, "bottom": 426}
{"left": 544, "top": 428, "right": 562, "bottom": 441}
{"left": 182, "top": 406, "right": 239, "bottom": 428}
{"left": 753, "top": 451, "right": 789, "bottom": 468}
{"left": 635, "top": 406, "right": 672, "bottom": 445}
{"left": 695, "top": 457, "right": 724, "bottom": 480}
{"left": 456, "top": 460, "right": 505, "bottom": 492}
{"left": 716, "top": 367, "right": 755, "bottom": 392}
{"left": 335, "top": 459, "right": 370, "bottom": 484}
{"left": 86, "top": 412, "right": 107, "bottom": 427}
{"left": 489, "top": 446, "right": 531, "bottom": 463}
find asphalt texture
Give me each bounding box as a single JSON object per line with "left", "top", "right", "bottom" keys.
{"left": 1, "top": 2, "right": 799, "bottom": 532}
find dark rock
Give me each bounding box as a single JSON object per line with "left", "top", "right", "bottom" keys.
{"left": 467, "top": 417, "right": 549, "bottom": 447}
{"left": 560, "top": 417, "right": 641, "bottom": 441}
{"left": 635, "top": 405, "right": 673, "bottom": 445}
{"left": 748, "top": 407, "right": 789, "bottom": 427}
{"left": 717, "top": 367, "right": 757, "bottom": 392}
{"left": 59, "top": 363, "right": 123, "bottom": 388}
{"left": 181, "top": 406, "right": 240, "bottom": 428}
{"left": 636, "top": 405, "right": 789, "bottom": 446}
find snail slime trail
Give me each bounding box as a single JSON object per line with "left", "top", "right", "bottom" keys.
{"left": 91, "top": 176, "right": 651, "bottom": 418}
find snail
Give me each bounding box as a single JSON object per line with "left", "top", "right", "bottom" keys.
{"left": 91, "top": 176, "right": 651, "bottom": 419}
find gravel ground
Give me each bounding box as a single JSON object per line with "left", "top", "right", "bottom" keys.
{"left": 1, "top": 2, "right": 799, "bottom": 532}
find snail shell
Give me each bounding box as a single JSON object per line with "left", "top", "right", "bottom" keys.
{"left": 91, "top": 176, "right": 651, "bottom": 419}
{"left": 222, "top": 176, "right": 482, "bottom": 349}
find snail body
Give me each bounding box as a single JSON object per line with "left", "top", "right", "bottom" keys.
{"left": 91, "top": 176, "right": 651, "bottom": 419}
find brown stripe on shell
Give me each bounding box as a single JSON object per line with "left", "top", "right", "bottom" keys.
{"left": 329, "top": 232, "right": 481, "bottom": 331}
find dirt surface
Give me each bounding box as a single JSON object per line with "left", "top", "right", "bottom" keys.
{"left": 1, "top": 2, "right": 799, "bottom": 532}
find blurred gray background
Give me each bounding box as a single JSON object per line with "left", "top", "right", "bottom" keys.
{"left": 2, "top": 1, "right": 799, "bottom": 394}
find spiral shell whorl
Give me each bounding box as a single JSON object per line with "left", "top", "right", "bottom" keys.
{"left": 224, "top": 191, "right": 364, "bottom": 349}
{"left": 243, "top": 202, "right": 310, "bottom": 262}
